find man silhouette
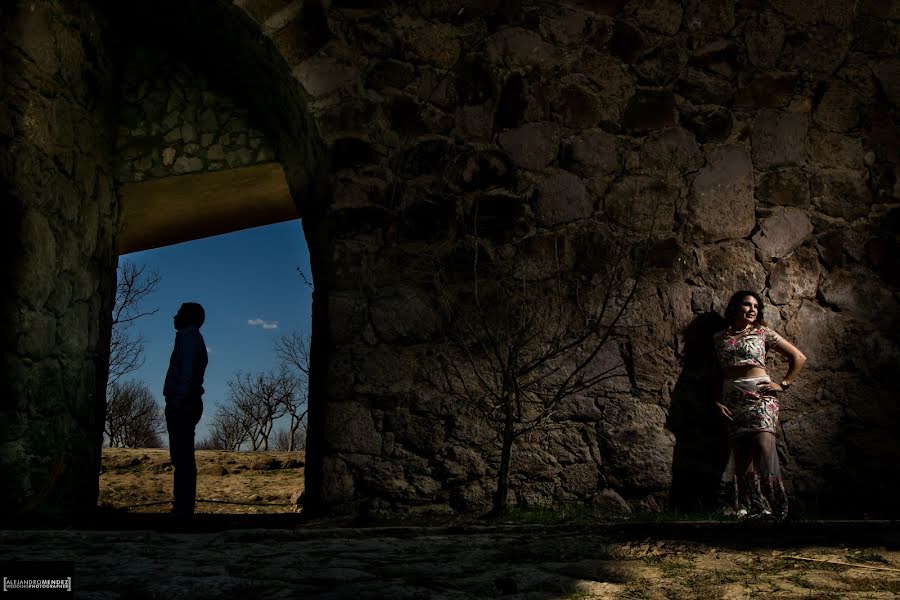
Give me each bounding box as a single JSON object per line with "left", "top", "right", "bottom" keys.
{"left": 164, "top": 302, "right": 208, "bottom": 519}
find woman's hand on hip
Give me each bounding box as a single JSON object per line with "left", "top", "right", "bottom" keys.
{"left": 756, "top": 380, "right": 783, "bottom": 393}
{"left": 715, "top": 402, "right": 733, "bottom": 421}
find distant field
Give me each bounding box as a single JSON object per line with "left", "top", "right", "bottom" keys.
{"left": 99, "top": 447, "right": 305, "bottom": 514}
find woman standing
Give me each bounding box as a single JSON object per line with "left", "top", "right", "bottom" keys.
{"left": 713, "top": 291, "right": 806, "bottom": 520}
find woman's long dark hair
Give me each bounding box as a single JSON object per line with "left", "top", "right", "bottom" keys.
{"left": 723, "top": 290, "right": 767, "bottom": 327}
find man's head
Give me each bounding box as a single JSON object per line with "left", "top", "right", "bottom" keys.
{"left": 174, "top": 302, "right": 205, "bottom": 330}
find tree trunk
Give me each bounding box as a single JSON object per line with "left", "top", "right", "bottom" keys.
{"left": 492, "top": 393, "right": 515, "bottom": 516}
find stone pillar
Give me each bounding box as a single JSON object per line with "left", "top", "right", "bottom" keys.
{"left": 1, "top": 1, "right": 117, "bottom": 520}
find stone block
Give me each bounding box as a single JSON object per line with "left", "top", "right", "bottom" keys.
{"left": 17, "top": 310, "right": 57, "bottom": 358}
{"left": 559, "top": 462, "right": 600, "bottom": 496}
{"left": 576, "top": 49, "right": 634, "bottom": 124}
{"left": 757, "top": 168, "right": 810, "bottom": 207}
{"left": 698, "top": 240, "right": 766, "bottom": 292}
{"left": 589, "top": 488, "right": 632, "bottom": 513}
{"left": 682, "top": 0, "right": 734, "bottom": 35}
{"left": 294, "top": 57, "right": 359, "bottom": 97}
{"left": 735, "top": 72, "right": 798, "bottom": 108}
{"left": 808, "top": 131, "right": 864, "bottom": 170}
{"left": 485, "top": 28, "right": 559, "bottom": 69}
{"left": 873, "top": 59, "right": 900, "bottom": 110}
{"left": 498, "top": 122, "right": 561, "bottom": 171}
{"left": 535, "top": 169, "right": 592, "bottom": 226}
{"left": 172, "top": 156, "right": 203, "bottom": 174}
{"left": 553, "top": 75, "right": 606, "bottom": 129}
{"left": 638, "top": 127, "right": 703, "bottom": 184}
{"left": 813, "top": 80, "right": 861, "bottom": 132}
{"left": 783, "top": 300, "right": 844, "bottom": 368}
{"left": 675, "top": 68, "right": 733, "bottom": 106}
{"left": 634, "top": 42, "right": 689, "bottom": 87}
{"left": 540, "top": 9, "right": 591, "bottom": 46}
{"left": 365, "top": 59, "right": 416, "bottom": 91}
{"left": 320, "top": 456, "right": 356, "bottom": 500}
{"left": 452, "top": 103, "right": 494, "bottom": 141}
{"left": 689, "top": 145, "right": 755, "bottom": 242}
{"left": 622, "top": 90, "right": 677, "bottom": 134}
{"left": 751, "top": 208, "right": 814, "bottom": 261}
{"left": 605, "top": 175, "right": 676, "bottom": 233}
{"left": 57, "top": 301, "right": 89, "bottom": 355}
{"left": 598, "top": 399, "right": 675, "bottom": 493}
{"left": 324, "top": 401, "right": 382, "bottom": 455}
{"left": 768, "top": 246, "right": 820, "bottom": 305}
{"left": 751, "top": 110, "right": 808, "bottom": 169}
{"left": 745, "top": 13, "right": 785, "bottom": 68}
{"left": 18, "top": 211, "right": 57, "bottom": 309}
{"left": 819, "top": 267, "right": 898, "bottom": 317}
{"left": 626, "top": 0, "right": 684, "bottom": 34}
{"left": 410, "top": 23, "right": 461, "bottom": 69}
{"left": 690, "top": 39, "right": 740, "bottom": 79}
{"left": 561, "top": 128, "right": 621, "bottom": 178}
{"left": 681, "top": 109, "right": 733, "bottom": 144}
{"left": 809, "top": 169, "right": 873, "bottom": 221}
{"left": 370, "top": 287, "right": 442, "bottom": 344}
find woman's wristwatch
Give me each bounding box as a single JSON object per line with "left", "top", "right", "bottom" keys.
{"left": 780, "top": 380, "right": 792, "bottom": 389}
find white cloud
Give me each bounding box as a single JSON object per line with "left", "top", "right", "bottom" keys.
{"left": 248, "top": 318, "right": 278, "bottom": 330}
{"left": 206, "top": 346, "right": 213, "bottom": 353}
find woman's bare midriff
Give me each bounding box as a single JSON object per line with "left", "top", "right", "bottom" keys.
{"left": 722, "top": 365, "right": 768, "bottom": 379}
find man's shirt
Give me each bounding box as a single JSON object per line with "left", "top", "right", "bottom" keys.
{"left": 163, "top": 325, "right": 208, "bottom": 406}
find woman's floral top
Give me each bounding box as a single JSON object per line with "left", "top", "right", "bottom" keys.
{"left": 713, "top": 326, "right": 782, "bottom": 369}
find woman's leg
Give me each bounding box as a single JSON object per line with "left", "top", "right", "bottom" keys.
{"left": 730, "top": 434, "right": 755, "bottom": 515}
{"left": 751, "top": 431, "right": 788, "bottom": 520}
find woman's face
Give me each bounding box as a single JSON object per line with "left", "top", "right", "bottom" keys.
{"left": 736, "top": 295, "right": 759, "bottom": 324}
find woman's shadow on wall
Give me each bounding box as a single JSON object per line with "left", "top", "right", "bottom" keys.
{"left": 666, "top": 312, "right": 731, "bottom": 514}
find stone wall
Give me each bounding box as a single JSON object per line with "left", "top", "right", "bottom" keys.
{"left": 290, "top": 0, "right": 900, "bottom": 517}
{"left": 1, "top": 1, "right": 118, "bottom": 518}
{"left": 113, "top": 46, "right": 276, "bottom": 183}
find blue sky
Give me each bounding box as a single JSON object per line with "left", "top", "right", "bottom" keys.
{"left": 120, "top": 220, "right": 312, "bottom": 441}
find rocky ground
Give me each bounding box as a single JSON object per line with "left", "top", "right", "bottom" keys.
{"left": 1, "top": 450, "right": 894, "bottom": 598}
{"left": 2, "top": 522, "right": 899, "bottom": 599}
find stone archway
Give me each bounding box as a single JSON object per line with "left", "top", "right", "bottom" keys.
{"left": 1, "top": 0, "right": 337, "bottom": 520}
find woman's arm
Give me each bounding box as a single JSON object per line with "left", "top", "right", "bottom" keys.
{"left": 772, "top": 337, "right": 807, "bottom": 387}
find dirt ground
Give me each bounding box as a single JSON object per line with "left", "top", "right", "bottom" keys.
{"left": 91, "top": 448, "right": 900, "bottom": 598}
{"left": 99, "top": 447, "right": 304, "bottom": 514}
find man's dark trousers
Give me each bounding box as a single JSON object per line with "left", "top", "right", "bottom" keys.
{"left": 166, "top": 400, "right": 203, "bottom": 516}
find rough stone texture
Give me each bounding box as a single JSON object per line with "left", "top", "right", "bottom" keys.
{"left": 688, "top": 145, "right": 755, "bottom": 242}
{"left": 698, "top": 241, "right": 767, "bottom": 295}
{"left": 768, "top": 247, "right": 821, "bottom": 305}
{"left": 534, "top": 169, "right": 593, "bottom": 226}
{"left": 2, "top": 0, "right": 118, "bottom": 518}
{"left": 757, "top": 168, "right": 810, "bottom": 207}
{"left": 497, "top": 122, "right": 561, "bottom": 171}
{"left": 751, "top": 110, "right": 809, "bottom": 169}
{"left": 751, "top": 208, "right": 815, "bottom": 261}
{"left": 4, "top": 0, "right": 900, "bottom": 521}
{"left": 115, "top": 47, "right": 277, "bottom": 182}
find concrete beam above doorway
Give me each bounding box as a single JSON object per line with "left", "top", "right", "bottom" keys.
{"left": 117, "top": 162, "right": 297, "bottom": 255}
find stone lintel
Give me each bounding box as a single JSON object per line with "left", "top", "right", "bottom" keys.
{"left": 117, "top": 162, "right": 297, "bottom": 254}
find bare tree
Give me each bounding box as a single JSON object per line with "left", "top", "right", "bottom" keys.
{"left": 435, "top": 223, "right": 657, "bottom": 515}
{"left": 108, "top": 259, "right": 160, "bottom": 387}
{"left": 274, "top": 331, "right": 311, "bottom": 451}
{"left": 223, "top": 369, "right": 300, "bottom": 451}
{"left": 198, "top": 406, "right": 248, "bottom": 451}
{"left": 272, "top": 427, "right": 306, "bottom": 452}
{"left": 105, "top": 379, "right": 165, "bottom": 448}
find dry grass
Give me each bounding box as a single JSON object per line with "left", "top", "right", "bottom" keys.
{"left": 99, "top": 447, "right": 304, "bottom": 514}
